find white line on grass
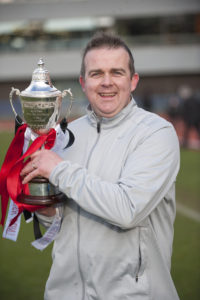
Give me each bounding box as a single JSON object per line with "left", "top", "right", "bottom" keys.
{"left": 176, "top": 202, "right": 200, "bottom": 223}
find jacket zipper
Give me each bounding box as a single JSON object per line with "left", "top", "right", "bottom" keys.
{"left": 97, "top": 120, "right": 101, "bottom": 133}
{"left": 77, "top": 116, "right": 102, "bottom": 300}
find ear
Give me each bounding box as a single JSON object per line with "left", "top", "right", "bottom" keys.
{"left": 79, "top": 76, "right": 85, "bottom": 92}
{"left": 131, "top": 73, "right": 139, "bottom": 92}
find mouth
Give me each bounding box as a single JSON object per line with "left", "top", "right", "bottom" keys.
{"left": 99, "top": 92, "right": 117, "bottom": 98}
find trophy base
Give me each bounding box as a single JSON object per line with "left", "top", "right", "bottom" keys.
{"left": 17, "top": 176, "right": 65, "bottom": 206}
{"left": 17, "top": 192, "right": 65, "bottom": 206}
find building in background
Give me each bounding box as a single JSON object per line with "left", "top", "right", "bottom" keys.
{"left": 0, "top": 0, "right": 200, "bottom": 145}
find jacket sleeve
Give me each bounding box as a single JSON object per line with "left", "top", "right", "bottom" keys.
{"left": 49, "top": 125, "right": 180, "bottom": 229}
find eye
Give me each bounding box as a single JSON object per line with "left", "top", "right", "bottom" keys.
{"left": 114, "top": 71, "right": 122, "bottom": 75}
{"left": 90, "top": 71, "right": 103, "bottom": 78}
{"left": 112, "top": 69, "right": 124, "bottom": 76}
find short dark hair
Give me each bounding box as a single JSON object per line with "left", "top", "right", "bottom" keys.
{"left": 80, "top": 32, "right": 135, "bottom": 78}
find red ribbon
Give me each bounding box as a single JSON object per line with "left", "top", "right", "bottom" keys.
{"left": 0, "top": 125, "right": 56, "bottom": 227}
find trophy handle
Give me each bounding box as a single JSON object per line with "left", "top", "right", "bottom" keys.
{"left": 62, "top": 88, "right": 74, "bottom": 119}
{"left": 9, "top": 87, "right": 21, "bottom": 118}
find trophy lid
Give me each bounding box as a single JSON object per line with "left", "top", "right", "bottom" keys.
{"left": 20, "top": 58, "right": 61, "bottom": 98}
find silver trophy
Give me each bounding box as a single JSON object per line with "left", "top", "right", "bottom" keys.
{"left": 9, "top": 58, "right": 74, "bottom": 206}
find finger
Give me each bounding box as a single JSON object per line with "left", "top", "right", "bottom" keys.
{"left": 21, "top": 159, "right": 38, "bottom": 176}
{"left": 22, "top": 169, "right": 38, "bottom": 184}
{"left": 20, "top": 162, "right": 32, "bottom": 176}
{"left": 30, "top": 150, "right": 41, "bottom": 159}
{"left": 37, "top": 207, "right": 56, "bottom": 217}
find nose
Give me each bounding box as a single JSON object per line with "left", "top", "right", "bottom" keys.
{"left": 101, "top": 73, "right": 113, "bottom": 86}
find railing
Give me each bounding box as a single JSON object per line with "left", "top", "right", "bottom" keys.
{"left": 0, "top": 33, "right": 199, "bottom": 54}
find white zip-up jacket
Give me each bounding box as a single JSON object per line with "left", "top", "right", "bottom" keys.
{"left": 41, "top": 99, "right": 180, "bottom": 300}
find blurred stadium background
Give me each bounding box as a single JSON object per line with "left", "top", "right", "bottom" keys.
{"left": 0, "top": 0, "right": 200, "bottom": 299}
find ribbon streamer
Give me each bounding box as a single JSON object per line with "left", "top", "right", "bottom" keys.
{"left": 0, "top": 125, "right": 56, "bottom": 228}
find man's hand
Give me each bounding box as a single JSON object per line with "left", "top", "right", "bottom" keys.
{"left": 37, "top": 206, "right": 56, "bottom": 217}
{"left": 20, "top": 149, "right": 63, "bottom": 184}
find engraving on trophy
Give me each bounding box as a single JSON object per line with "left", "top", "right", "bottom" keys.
{"left": 21, "top": 98, "right": 60, "bottom": 129}
{"left": 22, "top": 101, "right": 55, "bottom": 108}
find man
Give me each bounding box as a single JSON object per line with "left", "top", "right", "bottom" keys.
{"left": 21, "top": 33, "right": 180, "bottom": 300}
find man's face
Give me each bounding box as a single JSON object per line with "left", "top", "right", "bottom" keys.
{"left": 79, "top": 47, "right": 139, "bottom": 118}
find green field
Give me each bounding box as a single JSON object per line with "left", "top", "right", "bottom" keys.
{"left": 0, "top": 132, "right": 200, "bottom": 300}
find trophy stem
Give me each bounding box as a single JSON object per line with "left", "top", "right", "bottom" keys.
{"left": 18, "top": 176, "right": 65, "bottom": 206}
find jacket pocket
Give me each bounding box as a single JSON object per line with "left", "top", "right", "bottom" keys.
{"left": 135, "top": 226, "right": 148, "bottom": 282}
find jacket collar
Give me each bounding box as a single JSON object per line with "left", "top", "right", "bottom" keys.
{"left": 86, "top": 98, "right": 137, "bottom": 130}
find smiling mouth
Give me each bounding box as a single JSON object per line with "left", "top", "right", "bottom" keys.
{"left": 99, "top": 93, "right": 116, "bottom": 97}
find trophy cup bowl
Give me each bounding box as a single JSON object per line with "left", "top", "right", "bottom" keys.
{"left": 9, "top": 58, "right": 73, "bottom": 206}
